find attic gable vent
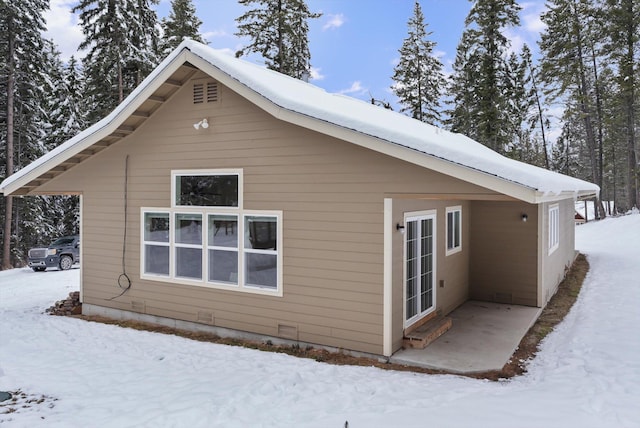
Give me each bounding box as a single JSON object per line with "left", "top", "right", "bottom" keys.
{"left": 207, "top": 82, "right": 218, "bottom": 102}
{"left": 193, "top": 81, "right": 218, "bottom": 104}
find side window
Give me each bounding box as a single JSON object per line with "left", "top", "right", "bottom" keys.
{"left": 446, "top": 206, "right": 462, "bottom": 255}
{"left": 244, "top": 215, "right": 278, "bottom": 289}
{"left": 142, "top": 212, "right": 170, "bottom": 276}
{"left": 549, "top": 204, "right": 560, "bottom": 254}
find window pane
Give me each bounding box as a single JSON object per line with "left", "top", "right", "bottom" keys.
{"left": 208, "top": 215, "right": 238, "bottom": 248}
{"left": 447, "top": 212, "right": 453, "bottom": 249}
{"left": 175, "top": 175, "right": 238, "bottom": 207}
{"left": 245, "top": 216, "right": 277, "bottom": 250}
{"left": 176, "top": 213, "right": 202, "bottom": 245}
{"left": 144, "top": 212, "right": 169, "bottom": 242}
{"left": 145, "top": 245, "right": 169, "bottom": 275}
{"left": 454, "top": 211, "right": 461, "bottom": 247}
{"left": 245, "top": 253, "right": 277, "bottom": 288}
{"left": 447, "top": 209, "right": 461, "bottom": 251}
{"left": 176, "top": 247, "right": 202, "bottom": 279}
{"left": 209, "top": 249, "right": 238, "bottom": 284}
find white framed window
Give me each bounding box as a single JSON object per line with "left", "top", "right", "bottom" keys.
{"left": 142, "top": 212, "right": 170, "bottom": 277}
{"left": 141, "top": 169, "right": 282, "bottom": 296}
{"left": 172, "top": 169, "right": 242, "bottom": 208}
{"left": 446, "top": 206, "right": 462, "bottom": 256}
{"left": 548, "top": 204, "right": 560, "bottom": 254}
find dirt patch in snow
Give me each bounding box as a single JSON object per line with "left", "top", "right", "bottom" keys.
{"left": 54, "top": 254, "right": 589, "bottom": 381}
{"left": 0, "top": 390, "right": 58, "bottom": 423}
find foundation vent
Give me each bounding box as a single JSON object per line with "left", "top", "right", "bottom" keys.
{"left": 197, "top": 310, "right": 214, "bottom": 324}
{"left": 131, "top": 300, "right": 146, "bottom": 313}
{"left": 277, "top": 323, "right": 298, "bottom": 340}
{"left": 494, "top": 292, "right": 513, "bottom": 304}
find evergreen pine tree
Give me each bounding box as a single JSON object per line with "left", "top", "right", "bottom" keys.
{"left": 160, "top": 0, "right": 205, "bottom": 57}
{"left": 73, "top": 0, "right": 160, "bottom": 123}
{"left": 235, "top": 0, "right": 321, "bottom": 79}
{"left": 0, "top": 0, "right": 49, "bottom": 268}
{"left": 391, "top": 1, "right": 446, "bottom": 126}
{"left": 503, "top": 44, "right": 547, "bottom": 167}
{"left": 449, "top": 0, "right": 521, "bottom": 154}
{"left": 539, "top": 0, "right": 608, "bottom": 216}
{"left": 10, "top": 41, "right": 83, "bottom": 263}
{"left": 603, "top": 0, "right": 639, "bottom": 209}
{"left": 447, "top": 30, "right": 480, "bottom": 140}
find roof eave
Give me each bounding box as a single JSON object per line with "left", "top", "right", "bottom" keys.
{"left": 186, "top": 52, "right": 602, "bottom": 205}
{"left": 1, "top": 49, "right": 192, "bottom": 196}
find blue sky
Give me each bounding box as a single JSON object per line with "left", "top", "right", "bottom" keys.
{"left": 46, "top": 0, "right": 548, "bottom": 114}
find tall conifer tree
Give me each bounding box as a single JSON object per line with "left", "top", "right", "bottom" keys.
{"left": 0, "top": 0, "right": 49, "bottom": 268}
{"left": 73, "top": 0, "right": 160, "bottom": 123}
{"left": 160, "top": 0, "right": 205, "bottom": 57}
{"left": 447, "top": 30, "right": 480, "bottom": 140}
{"left": 391, "top": 1, "right": 446, "bottom": 126}
{"left": 539, "top": 0, "right": 606, "bottom": 215}
{"left": 235, "top": 0, "right": 321, "bottom": 79}
{"left": 448, "top": 0, "right": 521, "bottom": 154}
{"left": 604, "top": 0, "right": 639, "bottom": 209}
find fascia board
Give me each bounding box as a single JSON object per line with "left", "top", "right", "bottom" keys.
{"left": 1, "top": 51, "right": 191, "bottom": 196}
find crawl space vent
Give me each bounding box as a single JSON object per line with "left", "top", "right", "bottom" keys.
{"left": 278, "top": 323, "right": 298, "bottom": 340}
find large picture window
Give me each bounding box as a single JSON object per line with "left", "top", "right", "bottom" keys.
{"left": 141, "top": 169, "right": 282, "bottom": 295}
{"left": 446, "top": 206, "right": 462, "bottom": 255}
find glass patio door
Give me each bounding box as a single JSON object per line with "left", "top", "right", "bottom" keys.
{"left": 404, "top": 213, "right": 436, "bottom": 326}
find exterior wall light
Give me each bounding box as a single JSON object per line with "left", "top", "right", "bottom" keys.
{"left": 193, "top": 118, "right": 209, "bottom": 130}
{"left": 396, "top": 223, "right": 405, "bottom": 234}
{"left": 522, "top": 213, "right": 528, "bottom": 222}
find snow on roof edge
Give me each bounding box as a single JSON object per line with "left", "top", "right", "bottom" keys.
{"left": 3, "top": 39, "right": 600, "bottom": 200}
{"left": 184, "top": 41, "right": 599, "bottom": 198}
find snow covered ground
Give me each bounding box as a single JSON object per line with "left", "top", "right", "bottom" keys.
{"left": 1, "top": 214, "right": 639, "bottom": 427}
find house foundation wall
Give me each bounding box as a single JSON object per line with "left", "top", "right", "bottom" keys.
{"left": 82, "top": 303, "right": 386, "bottom": 361}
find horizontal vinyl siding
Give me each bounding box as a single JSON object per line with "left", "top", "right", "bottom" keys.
{"left": 38, "top": 74, "right": 500, "bottom": 355}
{"left": 540, "top": 198, "right": 576, "bottom": 305}
{"left": 469, "top": 201, "right": 538, "bottom": 306}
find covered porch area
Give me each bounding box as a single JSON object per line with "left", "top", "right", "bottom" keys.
{"left": 389, "top": 300, "right": 541, "bottom": 373}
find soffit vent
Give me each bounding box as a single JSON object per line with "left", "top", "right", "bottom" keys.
{"left": 193, "top": 81, "right": 219, "bottom": 104}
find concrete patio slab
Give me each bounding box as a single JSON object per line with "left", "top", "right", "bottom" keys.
{"left": 390, "top": 301, "right": 542, "bottom": 374}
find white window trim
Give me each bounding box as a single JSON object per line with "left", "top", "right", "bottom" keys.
{"left": 171, "top": 169, "right": 243, "bottom": 209}
{"left": 445, "top": 205, "right": 462, "bottom": 256}
{"left": 403, "top": 210, "right": 437, "bottom": 328}
{"left": 548, "top": 204, "right": 560, "bottom": 255}
{"left": 141, "top": 169, "right": 282, "bottom": 297}
{"left": 141, "top": 207, "right": 282, "bottom": 296}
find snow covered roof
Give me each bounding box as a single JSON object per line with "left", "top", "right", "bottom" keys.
{"left": 1, "top": 39, "right": 599, "bottom": 203}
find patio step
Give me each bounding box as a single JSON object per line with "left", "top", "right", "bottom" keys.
{"left": 403, "top": 315, "right": 452, "bottom": 349}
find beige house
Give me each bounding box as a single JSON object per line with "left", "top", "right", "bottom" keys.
{"left": 1, "top": 41, "right": 599, "bottom": 358}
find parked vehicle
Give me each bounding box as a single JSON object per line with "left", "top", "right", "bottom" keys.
{"left": 28, "top": 235, "right": 80, "bottom": 272}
